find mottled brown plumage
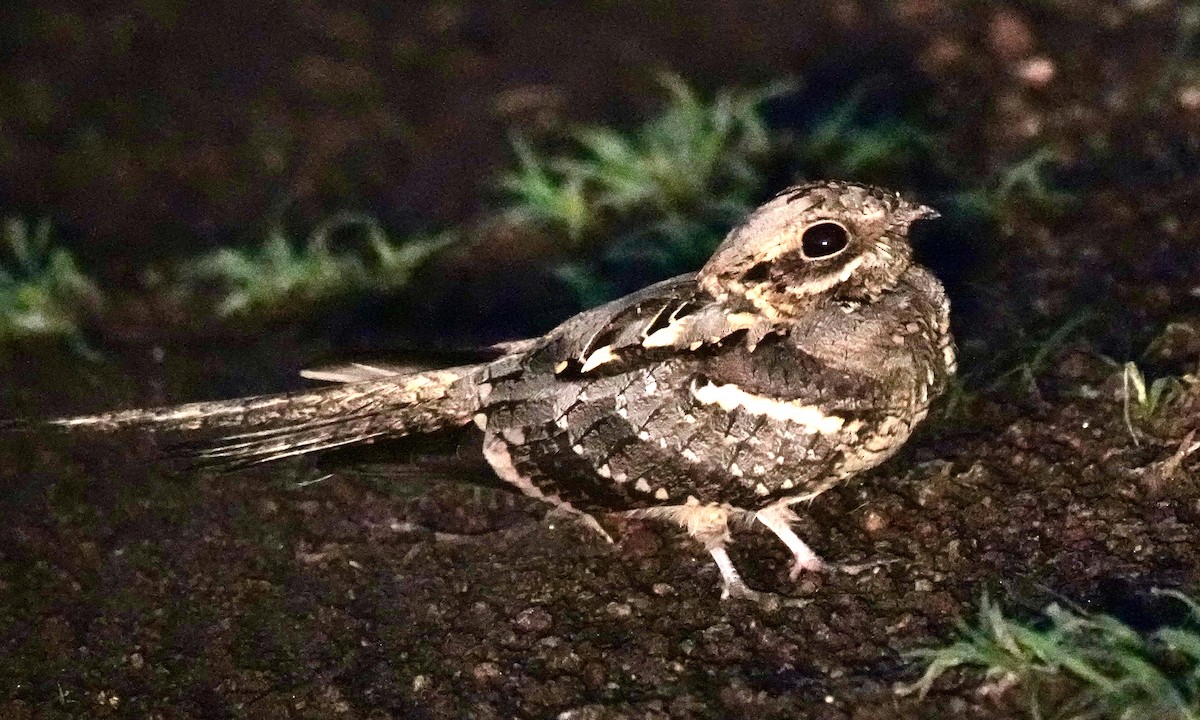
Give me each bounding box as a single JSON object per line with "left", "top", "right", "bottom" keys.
{"left": 42, "top": 181, "right": 955, "bottom": 600}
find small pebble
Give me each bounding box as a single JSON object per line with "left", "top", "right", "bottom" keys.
{"left": 1179, "top": 86, "right": 1200, "bottom": 111}
{"left": 515, "top": 606, "right": 553, "bottom": 633}
{"left": 1016, "top": 56, "right": 1055, "bottom": 87}
{"left": 473, "top": 661, "right": 502, "bottom": 683}
{"left": 862, "top": 509, "right": 888, "bottom": 534}
{"left": 606, "top": 602, "right": 633, "bottom": 618}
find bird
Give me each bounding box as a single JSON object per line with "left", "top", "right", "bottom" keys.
{"left": 35, "top": 180, "right": 956, "bottom": 601}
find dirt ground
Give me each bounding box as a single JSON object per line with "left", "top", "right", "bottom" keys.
{"left": 3, "top": 1, "right": 1200, "bottom": 718}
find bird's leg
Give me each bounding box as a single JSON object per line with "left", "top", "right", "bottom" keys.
{"left": 707, "top": 544, "right": 762, "bottom": 601}
{"left": 620, "top": 504, "right": 817, "bottom": 604}
{"left": 654, "top": 503, "right": 764, "bottom": 600}
{"left": 754, "top": 502, "right": 825, "bottom": 579}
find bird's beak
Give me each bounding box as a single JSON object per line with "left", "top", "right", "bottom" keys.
{"left": 903, "top": 202, "right": 941, "bottom": 223}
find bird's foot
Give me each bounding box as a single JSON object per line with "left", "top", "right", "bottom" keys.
{"left": 788, "top": 553, "right": 826, "bottom": 580}
{"left": 720, "top": 578, "right": 764, "bottom": 602}
{"left": 822, "top": 558, "right": 899, "bottom": 576}
{"left": 710, "top": 545, "right": 809, "bottom": 608}
{"left": 720, "top": 579, "right": 810, "bottom": 608}
{"left": 754, "top": 504, "right": 826, "bottom": 580}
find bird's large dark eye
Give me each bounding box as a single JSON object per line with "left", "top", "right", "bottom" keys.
{"left": 801, "top": 222, "right": 850, "bottom": 258}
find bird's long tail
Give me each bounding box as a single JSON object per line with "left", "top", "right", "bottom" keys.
{"left": 37, "top": 363, "right": 485, "bottom": 469}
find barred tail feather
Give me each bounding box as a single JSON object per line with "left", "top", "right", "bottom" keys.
{"left": 41, "top": 363, "right": 486, "bottom": 469}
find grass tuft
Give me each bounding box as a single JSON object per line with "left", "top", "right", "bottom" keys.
{"left": 904, "top": 591, "right": 1200, "bottom": 720}
{"left": 1122, "top": 361, "right": 1188, "bottom": 442}
{"left": 502, "top": 75, "right": 784, "bottom": 246}
{"left": 949, "top": 147, "right": 1076, "bottom": 224}
{"left": 983, "top": 312, "right": 1093, "bottom": 394}
{"left": 501, "top": 76, "right": 791, "bottom": 304}
{"left": 0, "top": 217, "right": 102, "bottom": 341}
{"left": 501, "top": 75, "right": 949, "bottom": 307}
{"left": 799, "top": 90, "right": 933, "bottom": 181}
{"left": 503, "top": 137, "right": 595, "bottom": 242}
{"left": 177, "top": 213, "right": 451, "bottom": 317}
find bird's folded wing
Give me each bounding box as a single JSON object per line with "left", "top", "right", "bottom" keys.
{"left": 530, "top": 273, "right": 777, "bottom": 377}
{"left": 300, "top": 339, "right": 542, "bottom": 384}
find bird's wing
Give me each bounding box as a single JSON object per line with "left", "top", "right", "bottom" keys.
{"left": 300, "top": 339, "right": 540, "bottom": 385}
{"left": 300, "top": 361, "right": 417, "bottom": 383}
{"left": 527, "top": 274, "right": 776, "bottom": 377}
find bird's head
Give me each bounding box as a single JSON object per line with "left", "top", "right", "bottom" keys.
{"left": 698, "top": 181, "right": 939, "bottom": 318}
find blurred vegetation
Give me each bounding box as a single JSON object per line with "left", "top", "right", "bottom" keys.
{"left": 500, "top": 75, "right": 945, "bottom": 306}
{"left": 906, "top": 591, "right": 1200, "bottom": 720}
{"left": 987, "top": 312, "right": 1093, "bottom": 394}
{"left": 174, "top": 213, "right": 451, "bottom": 317}
{"left": 0, "top": 77, "right": 1096, "bottom": 340}
{"left": 501, "top": 75, "right": 788, "bottom": 306}
{"left": 0, "top": 217, "right": 102, "bottom": 343}
{"left": 948, "top": 147, "right": 1075, "bottom": 225}
{"left": 0, "top": 212, "right": 450, "bottom": 341}
{"left": 503, "top": 76, "right": 783, "bottom": 240}
{"left": 798, "top": 88, "right": 934, "bottom": 181}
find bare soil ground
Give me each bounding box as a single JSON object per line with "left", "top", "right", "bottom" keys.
{"left": 2, "top": 1, "right": 1200, "bottom": 718}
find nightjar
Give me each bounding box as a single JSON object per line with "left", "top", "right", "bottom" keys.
{"left": 41, "top": 181, "right": 955, "bottom": 600}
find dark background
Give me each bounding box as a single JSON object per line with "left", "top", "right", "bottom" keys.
{"left": 2, "top": 1, "right": 1198, "bottom": 354}
{"left": 2, "top": 2, "right": 1200, "bottom": 718}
